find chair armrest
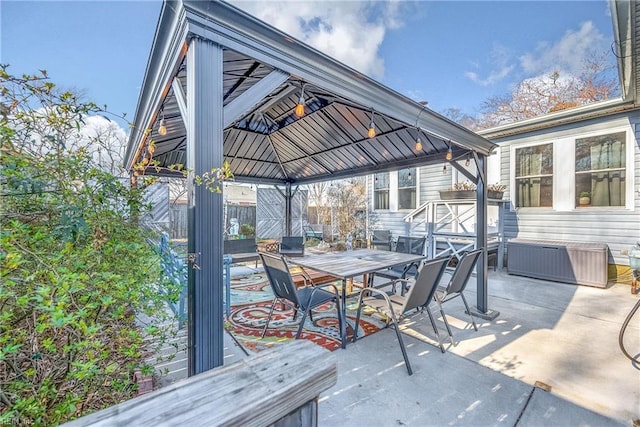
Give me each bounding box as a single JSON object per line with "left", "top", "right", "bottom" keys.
{"left": 356, "top": 286, "right": 394, "bottom": 306}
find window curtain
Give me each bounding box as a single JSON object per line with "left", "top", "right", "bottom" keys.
{"left": 590, "top": 140, "right": 625, "bottom": 206}
{"left": 517, "top": 152, "right": 541, "bottom": 207}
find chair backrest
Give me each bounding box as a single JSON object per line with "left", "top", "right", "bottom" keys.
{"left": 402, "top": 256, "right": 450, "bottom": 313}
{"left": 259, "top": 253, "right": 299, "bottom": 304}
{"left": 371, "top": 230, "right": 391, "bottom": 250}
{"left": 279, "top": 236, "right": 305, "bottom": 256}
{"left": 446, "top": 249, "right": 483, "bottom": 295}
{"left": 395, "top": 236, "right": 426, "bottom": 255}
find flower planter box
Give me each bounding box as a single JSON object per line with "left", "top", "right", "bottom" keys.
{"left": 439, "top": 190, "right": 503, "bottom": 200}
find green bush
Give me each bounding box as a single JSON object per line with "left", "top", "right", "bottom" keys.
{"left": 0, "top": 67, "right": 173, "bottom": 424}
{"left": 239, "top": 224, "right": 255, "bottom": 237}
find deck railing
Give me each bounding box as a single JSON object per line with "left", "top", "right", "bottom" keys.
{"left": 62, "top": 340, "right": 337, "bottom": 427}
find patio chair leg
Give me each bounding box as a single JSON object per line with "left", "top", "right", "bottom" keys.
{"left": 389, "top": 313, "right": 412, "bottom": 375}
{"left": 435, "top": 297, "right": 455, "bottom": 346}
{"left": 296, "top": 309, "right": 309, "bottom": 339}
{"left": 352, "top": 295, "right": 365, "bottom": 343}
{"left": 460, "top": 294, "right": 478, "bottom": 331}
{"left": 261, "top": 298, "right": 279, "bottom": 338}
{"left": 425, "top": 306, "right": 446, "bottom": 353}
{"left": 335, "top": 298, "right": 345, "bottom": 348}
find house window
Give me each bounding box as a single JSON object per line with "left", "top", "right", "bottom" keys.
{"left": 515, "top": 143, "right": 553, "bottom": 207}
{"left": 575, "top": 131, "right": 626, "bottom": 207}
{"left": 397, "top": 168, "right": 416, "bottom": 209}
{"left": 374, "top": 172, "right": 389, "bottom": 209}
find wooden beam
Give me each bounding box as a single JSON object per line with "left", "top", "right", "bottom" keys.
{"left": 62, "top": 341, "right": 337, "bottom": 427}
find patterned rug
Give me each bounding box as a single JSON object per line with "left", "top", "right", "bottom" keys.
{"left": 224, "top": 271, "right": 387, "bottom": 353}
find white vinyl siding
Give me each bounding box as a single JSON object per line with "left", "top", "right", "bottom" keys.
{"left": 496, "top": 113, "right": 639, "bottom": 265}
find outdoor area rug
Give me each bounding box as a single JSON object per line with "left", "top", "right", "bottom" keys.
{"left": 224, "top": 270, "right": 387, "bottom": 353}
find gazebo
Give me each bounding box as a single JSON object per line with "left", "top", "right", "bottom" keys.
{"left": 124, "top": 0, "right": 498, "bottom": 376}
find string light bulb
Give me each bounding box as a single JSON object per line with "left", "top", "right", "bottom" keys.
{"left": 465, "top": 153, "right": 471, "bottom": 167}
{"left": 415, "top": 137, "right": 423, "bottom": 151}
{"left": 445, "top": 143, "right": 453, "bottom": 161}
{"left": 295, "top": 84, "right": 306, "bottom": 117}
{"left": 367, "top": 110, "right": 376, "bottom": 138}
{"left": 407, "top": 170, "right": 412, "bottom": 180}
{"left": 442, "top": 164, "right": 447, "bottom": 174}
{"left": 158, "top": 108, "right": 167, "bottom": 136}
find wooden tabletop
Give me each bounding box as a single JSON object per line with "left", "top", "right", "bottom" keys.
{"left": 289, "top": 249, "right": 425, "bottom": 280}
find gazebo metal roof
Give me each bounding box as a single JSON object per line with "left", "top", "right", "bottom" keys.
{"left": 125, "top": 1, "right": 496, "bottom": 183}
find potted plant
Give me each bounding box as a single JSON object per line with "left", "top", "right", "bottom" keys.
{"left": 579, "top": 191, "right": 591, "bottom": 206}
{"left": 487, "top": 183, "right": 506, "bottom": 200}
{"left": 439, "top": 182, "right": 505, "bottom": 200}
{"left": 439, "top": 182, "right": 476, "bottom": 200}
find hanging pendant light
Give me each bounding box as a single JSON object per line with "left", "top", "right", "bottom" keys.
{"left": 295, "top": 83, "right": 306, "bottom": 117}
{"left": 367, "top": 110, "right": 376, "bottom": 138}
{"left": 445, "top": 142, "right": 453, "bottom": 161}
{"left": 465, "top": 153, "right": 471, "bottom": 167}
{"left": 415, "top": 136, "right": 423, "bottom": 151}
{"left": 442, "top": 164, "right": 447, "bottom": 174}
{"left": 158, "top": 106, "right": 167, "bottom": 136}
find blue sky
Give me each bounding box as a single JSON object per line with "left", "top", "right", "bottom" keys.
{"left": 2, "top": 0, "right": 616, "bottom": 130}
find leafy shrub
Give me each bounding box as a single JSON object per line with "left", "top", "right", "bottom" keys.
{"left": 0, "top": 67, "right": 174, "bottom": 424}
{"left": 239, "top": 224, "right": 255, "bottom": 237}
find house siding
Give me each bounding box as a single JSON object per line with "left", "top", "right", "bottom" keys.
{"left": 493, "top": 111, "right": 640, "bottom": 265}
{"left": 367, "top": 110, "right": 639, "bottom": 267}
{"left": 368, "top": 164, "right": 452, "bottom": 238}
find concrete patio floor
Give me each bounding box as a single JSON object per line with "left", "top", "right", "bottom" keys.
{"left": 316, "top": 271, "right": 639, "bottom": 426}
{"left": 159, "top": 267, "right": 639, "bottom": 426}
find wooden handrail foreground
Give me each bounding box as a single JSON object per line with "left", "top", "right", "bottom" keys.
{"left": 63, "top": 340, "right": 337, "bottom": 427}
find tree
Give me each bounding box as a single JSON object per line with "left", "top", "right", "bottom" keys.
{"left": 0, "top": 67, "right": 176, "bottom": 424}
{"left": 307, "top": 182, "right": 330, "bottom": 226}
{"left": 326, "top": 178, "right": 367, "bottom": 241}
{"left": 476, "top": 50, "right": 619, "bottom": 129}
{"left": 439, "top": 107, "right": 478, "bottom": 130}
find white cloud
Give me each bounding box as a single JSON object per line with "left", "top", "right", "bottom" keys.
{"left": 465, "top": 66, "right": 514, "bottom": 87}
{"left": 520, "top": 21, "right": 607, "bottom": 76}
{"left": 230, "top": 1, "right": 407, "bottom": 78}
{"left": 465, "top": 43, "right": 515, "bottom": 87}
{"left": 77, "top": 115, "right": 129, "bottom": 175}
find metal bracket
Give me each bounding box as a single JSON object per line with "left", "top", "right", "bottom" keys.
{"left": 187, "top": 252, "right": 201, "bottom": 270}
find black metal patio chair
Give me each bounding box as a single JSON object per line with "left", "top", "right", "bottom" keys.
{"left": 372, "top": 236, "right": 427, "bottom": 292}
{"left": 434, "top": 248, "right": 483, "bottom": 345}
{"left": 279, "top": 236, "right": 305, "bottom": 257}
{"left": 352, "top": 256, "right": 451, "bottom": 375}
{"left": 259, "top": 253, "right": 344, "bottom": 347}
{"left": 370, "top": 229, "right": 392, "bottom": 251}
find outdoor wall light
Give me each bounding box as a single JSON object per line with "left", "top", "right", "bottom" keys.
{"left": 367, "top": 110, "right": 376, "bottom": 138}
{"left": 445, "top": 142, "right": 453, "bottom": 161}
{"left": 158, "top": 107, "right": 167, "bottom": 136}
{"left": 415, "top": 136, "right": 423, "bottom": 151}
{"left": 295, "top": 84, "right": 306, "bottom": 117}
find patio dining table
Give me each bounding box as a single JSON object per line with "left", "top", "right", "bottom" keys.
{"left": 288, "top": 249, "right": 427, "bottom": 349}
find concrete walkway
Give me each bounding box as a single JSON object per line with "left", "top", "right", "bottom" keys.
{"left": 158, "top": 267, "right": 639, "bottom": 425}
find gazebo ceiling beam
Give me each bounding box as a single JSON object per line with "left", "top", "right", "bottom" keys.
{"left": 223, "top": 69, "right": 289, "bottom": 128}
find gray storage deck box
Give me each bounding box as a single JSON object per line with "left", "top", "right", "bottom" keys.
{"left": 507, "top": 239, "right": 608, "bottom": 287}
